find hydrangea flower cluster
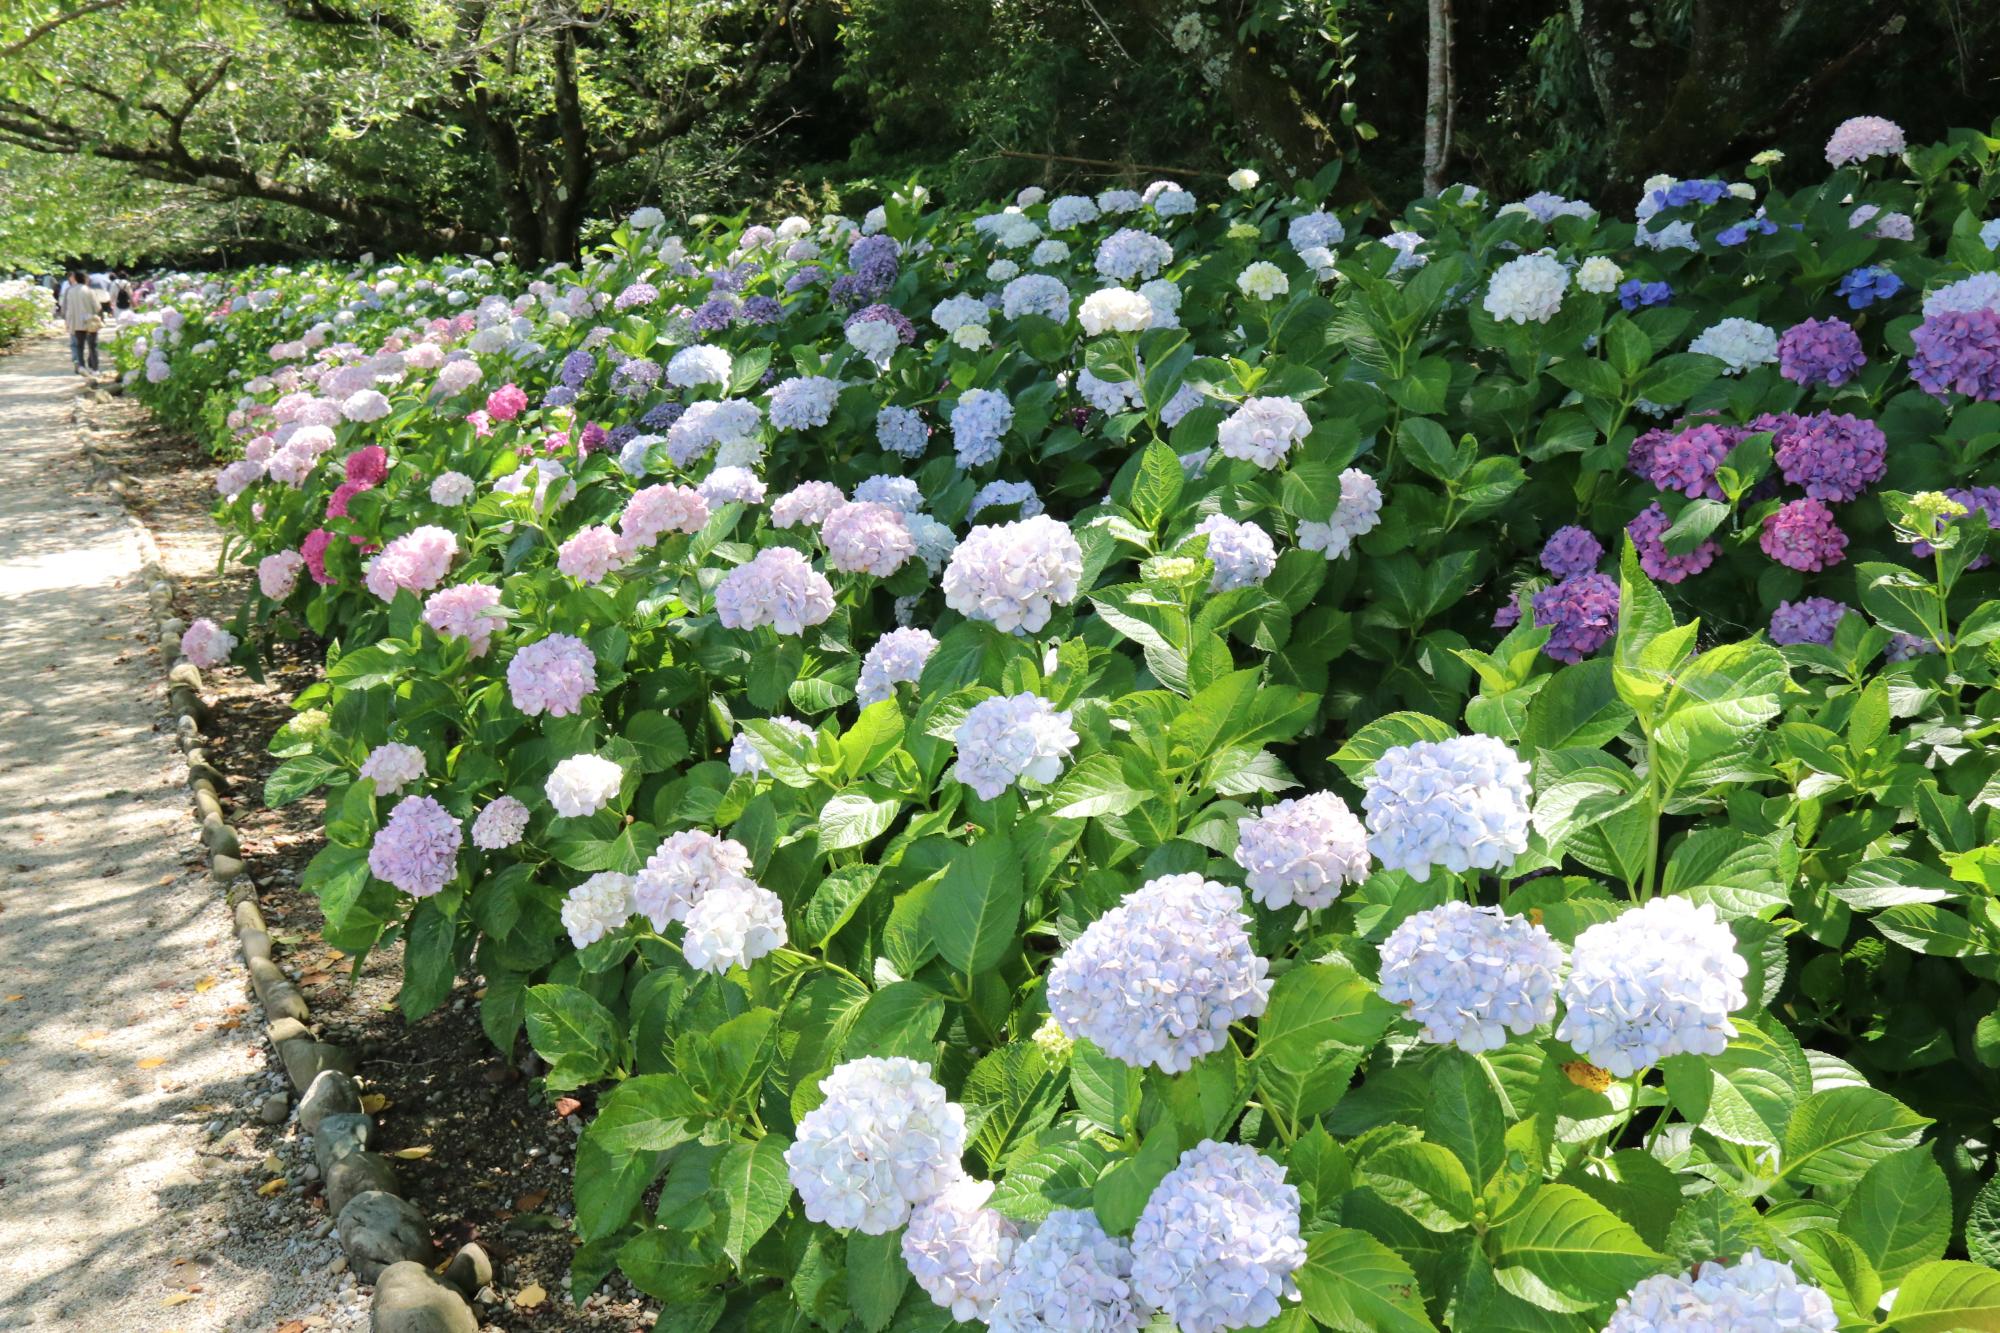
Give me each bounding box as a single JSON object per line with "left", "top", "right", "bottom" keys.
{"left": 423, "top": 583, "right": 504, "bottom": 657}
{"left": 1909, "top": 306, "right": 2000, "bottom": 401}
{"left": 1298, "top": 468, "right": 1384, "bottom": 558}
{"left": 364, "top": 525, "right": 457, "bottom": 602}
{"left": 1130, "top": 1141, "right": 1304, "bottom": 1333}
{"left": 953, "top": 694, "right": 1078, "bottom": 799}
{"left": 1188, "top": 514, "right": 1276, "bottom": 591}
{"left": 785, "top": 1057, "right": 967, "bottom": 1235}
{"left": 1482, "top": 253, "right": 1568, "bottom": 324}
{"left": 768, "top": 375, "right": 841, "bottom": 429}
{"left": 1769, "top": 596, "right": 1851, "bottom": 646}
{"left": 680, "top": 877, "right": 788, "bottom": 973}
{"left": 715, "top": 547, "right": 836, "bottom": 635}
{"left": 619, "top": 483, "right": 708, "bottom": 551}
{"left": 1232, "top": 792, "right": 1369, "bottom": 910}
{"left": 1046, "top": 874, "right": 1271, "bottom": 1073}
{"left": 1378, "top": 902, "right": 1565, "bottom": 1052}
{"left": 951, "top": 388, "right": 1015, "bottom": 467}
{"left": 1217, "top": 396, "right": 1309, "bottom": 469}
{"left": 1689, "top": 318, "right": 1779, "bottom": 374}
{"left": 1778, "top": 317, "right": 1867, "bottom": 387}
{"left": 1095, "top": 228, "right": 1173, "bottom": 282}
{"left": 986, "top": 1209, "right": 1145, "bottom": 1333}
{"left": 367, "top": 795, "right": 461, "bottom": 897}
{"left": 633, "top": 829, "right": 753, "bottom": 927}
{"left": 358, "top": 740, "right": 426, "bottom": 795}
{"left": 942, "top": 515, "right": 1083, "bottom": 634}
{"left": 1824, "top": 115, "right": 1905, "bottom": 167}
{"left": 180, "top": 618, "right": 237, "bottom": 669}
{"left": 1769, "top": 410, "right": 1886, "bottom": 501}
{"left": 858, "top": 627, "right": 938, "bottom": 706}
{"left": 821, "top": 500, "right": 914, "bottom": 576}
{"left": 1627, "top": 502, "right": 1718, "bottom": 584}
{"left": 1606, "top": 1251, "right": 1838, "bottom": 1333}
{"left": 1532, "top": 571, "right": 1619, "bottom": 664}
{"left": 1760, "top": 497, "right": 1849, "bottom": 571}
{"left": 470, "top": 794, "right": 530, "bottom": 850}
{"left": 561, "top": 872, "right": 634, "bottom": 948}
{"left": 1539, "top": 525, "right": 1603, "bottom": 578}
{"left": 1556, "top": 896, "right": 1748, "bottom": 1075}
{"left": 902, "top": 1178, "right": 1020, "bottom": 1323}
{"left": 506, "top": 633, "right": 595, "bottom": 717}
{"left": 545, "top": 752, "right": 623, "bottom": 818}
{"left": 258, "top": 549, "right": 306, "bottom": 599}
{"left": 1362, "top": 734, "right": 1532, "bottom": 881}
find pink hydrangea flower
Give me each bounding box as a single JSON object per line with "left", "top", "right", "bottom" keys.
{"left": 471, "top": 794, "right": 531, "bottom": 850}
{"left": 507, "top": 633, "right": 597, "bottom": 718}
{"left": 302, "top": 529, "right": 337, "bottom": 585}
{"left": 1760, "top": 498, "right": 1848, "bottom": 571}
{"left": 618, "top": 484, "right": 709, "bottom": 555}
{"left": 368, "top": 795, "right": 462, "bottom": 898}
{"left": 326, "top": 480, "right": 368, "bottom": 520}
{"left": 557, "top": 524, "right": 625, "bottom": 584}
{"left": 258, "top": 550, "right": 305, "bottom": 599}
{"left": 1825, "top": 116, "right": 1905, "bottom": 167}
{"left": 486, "top": 383, "right": 529, "bottom": 422}
{"left": 364, "top": 525, "right": 458, "bottom": 602}
{"left": 821, "top": 501, "right": 915, "bottom": 576}
{"left": 422, "top": 584, "right": 505, "bottom": 657}
{"left": 344, "top": 446, "right": 388, "bottom": 486}
{"left": 180, "top": 618, "right": 237, "bottom": 669}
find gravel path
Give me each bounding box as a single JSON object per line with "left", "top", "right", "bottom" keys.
{"left": 0, "top": 336, "right": 358, "bottom": 1330}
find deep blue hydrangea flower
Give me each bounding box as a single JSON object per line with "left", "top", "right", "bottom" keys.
{"left": 541, "top": 384, "right": 577, "bottom": 408}
{"left": 1837, "top": 266, "right": 1903, "bottom": 310}
{"left": 1660, "top": 178, "right": 1730, "bottom": 208}
{"left": 739, "top": 295, "right": 784, "bottom": 325}
{"left": 1532, "top": 571, "right": 1619, "bottom": 663}
{"left": 1618, "top": 279, "right": 1672, "bottom": 310}
{"left": 639, "top": 400, "right": 685, "bottom": 430}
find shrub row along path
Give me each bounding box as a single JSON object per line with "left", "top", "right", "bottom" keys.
{"left": 0, "top": 334, "right": 345, "bottom": 1330}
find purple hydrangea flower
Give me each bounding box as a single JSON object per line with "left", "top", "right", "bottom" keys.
{"left": 785, "top": 265, "right": 826, "bottom": 293}
{"left": 541, "top": 384, "right": 577, "bottom": 408}
{"left": 846, "top": 303, "right": 916, "bottom": 345}
{"left": 1628, "top": 502, "right": 1718, "bottom": 584}
{"left": 739, "top": 295, "right": 784, "bottom": 325}
{"left": 1778, "top": 318, "right": 1867, "bottom": 388}
{"left": 640, "top": 400, "right": 685, "bottom": 430}
{"left": 849, "top": 233, "right": 902, "bottom": 289}
{"left": 1647, "top": 423, "right": 1737, "bottom": 500}
{"left": 1909, "top": 307, "right": 2000, "bottom": 401}
{"left": 560, "top": 349, "right": 595, "bottom": 389}
{"left": 691, "top": 297, "right": 738, "bottom": 331}
{"left": 1540, "top": 526, "right": 1604, "bottom": 578}
{"left": 1760, "top": 497, "right": 1848, "bottom": 571}
{"left": 1769, "top": 411, "right": 1886, "bottom": 502}
{"left": 614, "top": 281, "right": 659, "bottom": 311}
{"left": 1532, "top": 572, "right": 1619, "bottom": 663}
{"left": 1769, "top": 597, "right": 1852, "bottom": 646}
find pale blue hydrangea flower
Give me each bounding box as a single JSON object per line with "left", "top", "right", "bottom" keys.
{"left": 988, "top": 1208, "right": 1145, "bottom": 1333}
{"left": 768, "top": 374, "right": 842, "bottom": 429}
{"left": 941, "top": 515, "right": 1082, "bottom": 634}
{"left": 857, "top": 627, "right": 939, "bottom": 705}
{"left": 876, "top": 405, "right": 931, "bottom": 458}
{"left": 951, "top": 388, "right": 1014, "bottom": 466}
{"left": 1188, "top": 514, "right": 1276, "bottom": 590}
{"left": 1096, "top": 228, "right": 1174, "bottom": 282}
{"left": 1604, "top": 1251, "right": 1837, "bottom": 1333}
{"left": 1361, "top": 734, "right": 1531, "bottom": 881}
{"left": 1233, "top": 792, "right": 1369, "bottom": 909}
{"left": 785, "top": 1057, "right": 967, "bottom": 1234}
{"left": 903, "top": 1178, "right": 1020, "bottom": 1322}
{"left": 953, "top": 693, "right": 1077, "bottom": 799}
{"left": 1131, "top": 1141, "right": 1305, "bottom": 1333}
{"left": 1555, "top": 896, "right": 1748, "bottom": 1076}
{"left": 1378, "top": 902, "right": 1564, "bottom": 1052}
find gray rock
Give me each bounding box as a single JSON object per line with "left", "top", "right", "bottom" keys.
{"left": 314, "top": 1112, "right": 372, "bottom": 1174}
{"left": 441, "top": 1242, "right": 494, "bottom": 1300}
{"left": 257, "top": 1091, "right": 290, "bottom": 1125}
{"left": 369, "top": 1261, "right": 477, "bottom": 1332}
{"left": 299, "top": 1068, "right": 363, "bottom": 1136}
{"left": 280, "top": 1037, "right": 355, "bottom": 1091}
{"left": 326, "top": 1151, "right": 399, "bottom": 1216}
{"left": 337, "top": 1194, "right": 432, "bottom": 1285}
{"left": 267, "top": 1017, "right": 312, "bottom": 1047}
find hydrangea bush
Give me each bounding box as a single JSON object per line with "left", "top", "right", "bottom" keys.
{"left": 111, "top": 125, "right": 2000, "bottom": 1332}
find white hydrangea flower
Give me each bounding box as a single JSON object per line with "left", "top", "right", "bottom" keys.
{"left": 768, "top": 375, "right": 843, "bottom": 430}
{"left": 989, "top": 1208, "right": 1147, "bottom": 1333}
{"left": 1131, "top": 1141, "right": 1304, "bottom": 1333}
{"left": 1604, "top": 1250, "right": 1837, "bottom": 1333}
{"left": 1297, "top": 467, "right": 1385, "bottom": 559}
{"left": 858, "top": 627, "right": 939, "bottom": 706}
{"left": 359, "top": 741, "right": 426, "bottom": 796}
{"left": 1227, "top": 169, "right": 1260, "bottom": 191}
{"left": 430, "top": 471, "right": 474, "bottom": 505}
{"left": 847, "top": 317, "right": 900, "bottom": 366}
{"left": 632, "top": 829, "right": 752, "bottom": 928}
{"left": 784, "top": 1056, "right": 967, "bottom": 1235}
{"left": 1046, "top": 874, "right": 1270, "bottom": 1073}
{"left": 1576, "top": 256, "right": 1624, "bottom": 294}
{"left": 1233, "top": 792, "right": 1369, "bottom": 909}
{"left": 1378, "top": 902, "right": 1564, "bottom": 1052}
{"left": 666, "top": 343, "right": 732, "bottom": 388}
{"left": 1483, "top": 252, "right": 1570, "bottom": 324}
{"left": 1216, "top": 396, "right": 1310, "bottom": 469}
{"left": 954, "top": 694, "right": 1078, "bottom": 799}
{"left": 1078, "top": 288, "right": 1155, "bottom": 336}
{"left": 1362, "top": 734, "right": 1531, "bottom": 881}
{"left": 681, "top": 878, "right": 787, "bottom": 972}
{"left": 728, "top": 715, "right": 815, "bottom": 778}
{"left": 545, "top": 753, "right": 624, "bottom": 818}
{"left": 1556, "top": 896, "right": 1748, "bottom": 1076}
{"left": 1188, "top": 515, "right": 1276, "bottom": 591}
{"left": 561, "top": 872, "right": 634, "bottom": 948}
{"left": 942, "top": 515, "right": 1083, "bottom": 634}
{"left": 903, "top": 1177, "right": 1021, "bottom": 1323}
{"left": 1236, "top": 262, "right": 1290, "bottom": 301}
{"left": 1689, "top": 317, "right": 1780, "bottom": 375}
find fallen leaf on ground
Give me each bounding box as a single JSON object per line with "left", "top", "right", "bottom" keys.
{"left": 513, "top": 1283, "right": 547, "bottom": 1309}
{"left": 138, "top": 1056, "right": 167, "bottom": 1070}
{"left": 390, "top": 1146, "right": 432, "bottom": 1160}
{"left": 162, "top": 1293, "right": 196, "bottom": 1306}
{"left": 514, "top": 1189, "right": 547, "bottom": 1212}
{"left": 257, "top": 1177, "right": 286, "bottom": 1196}
{"left": 360, "top": 1093, "right": 391, "bottom": 1114}
{"left": 3, "top": 994, "right": 21, "bottom": 1002}
{"left": 193, "top": 976, "right": 216, "bottom": 993}
{"left": 276, "top": 1321, "right": 307, "bottom": 1333}
{"left": 552, "top": 1097, "right": 581, "bottom": 1117}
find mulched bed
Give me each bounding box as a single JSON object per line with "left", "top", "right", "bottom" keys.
{"left": 84, "top": 385, "right": 658, "bottom": 1330}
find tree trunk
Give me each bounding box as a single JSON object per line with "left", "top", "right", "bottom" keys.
{"left": 1421, "top": 0, "right": 1454, "bottom": 195}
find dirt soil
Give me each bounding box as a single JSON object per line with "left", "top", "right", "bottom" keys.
{"left": 78, "top": 364, "right": 662, "bottom": 1331}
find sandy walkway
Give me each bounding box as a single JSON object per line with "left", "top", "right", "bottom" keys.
{"left": 0, "top": 336, "right": 354, "bottom": 1330}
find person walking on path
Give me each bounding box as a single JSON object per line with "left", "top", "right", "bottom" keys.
{"left": 59, "top": 268, "right": 104, "bottom": 375}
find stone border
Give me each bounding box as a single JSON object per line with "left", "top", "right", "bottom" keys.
{"left": 77, "top": 392, "right": 487, "bottom": 1332}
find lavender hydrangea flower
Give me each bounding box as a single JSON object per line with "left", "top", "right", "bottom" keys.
{"left": 1233, "top": 793, "right": 1369, "bottom": 910}
{"left": 969, "top": 480, "right": 1043, "bottom": 520}
{"left": 853, "top": 474, "right": 923, "bottom": 513}
{"left": 1377, "top": 902, "right": 1564, "bottom": 1052}
{"left": 785, "top": 1057, "right": 966, "bottom": 1235}
{"left": 857, "top": 627, "right": 939, "bottom": 706}
{"left": 1760, "top": 497, "right": 1849, "bottom": 571}
{"left": 1532, "top": 572, "right": 1619, "bottom": 664}
{"left": 1539, "top": 526, "right": 1604, "bottom": 578}
{"left": 1362, "top": 735, "right": 1532, "bottom": 881}
{"left": 877, "top": 405, "right": 931, "bottom": 458}
{"left": 1556, "top": 896, "right": 1748, "bottom": 1075}
{"left": 368, "top": 795, "right": 462, "bottom": 898}
{"left": 632, "top": 829, "right": 751, "bottom": 927}
{"left": 1216, "top": 397, "right": 1309, "bottom": 469}
{"left": 1188, "top": 514, "right": 1276, "bottom": 591}
{"left": 1909, "top": 307, "right": 2000, "bottom": 401}
{"left": 715, "top": 548, "right": 835, "bottom": 635}
{"left": 1605, "top": 1250, "right": 1837, "bottom": 1333}
{"left": 903, "top": 1178, "right": 1020, "bottom": 1323}
{"left": 507, "top": 633, "right": 596, "bottom": 718}
{"left": 768, "top": 375, "right": 842, "bottom": 430}
{"left": 987, "top": 1208, "right": 1146, "bottom": 1333}
{"left": 822, "top": 500, "right": 915, "bottom": 576}
{"left": 1769, "top": 410, "right": 1886, "bottom": 501}
{"left": 471, "top": 794, "right": 530, "bottom": 850}
{"left": 1770, "top": 597, "right": 1852, "bottom": 647}
{"left": 954, "top": 694, "right": 1077, "bottom": 799}
{"left": 1778, "top": 317, "right": 1866, "bottom": 388}
{"left": 1130, "top": 1141, "right": 1304, "bottom": 1333}
{"left": 359, "top": 741, "right": 426, "bottom": 796}
{"left": 1001, "top": 274, "right": 1072, "bottom": 323}
{"left": 1618, "top": 279, "right": 1672, "bottom": 311}
{"left": 942, "top": 515, "right": 1083, "bottom": 634}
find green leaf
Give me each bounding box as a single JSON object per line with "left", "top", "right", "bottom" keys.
{"left": 1094, "top": 1120, "right": 1179, "bottom": 1235}
{"left": 1129, "top": 440, "right": 1185, "bottom": 529}
{"left": 1881, "top": 1260, "right": 2000, "bottom": 1332}
{"left": 575, "top": 1112, "right": 667, "bottom": 1242}
{"left": 525, "top": 983, "right": 624, "bottom": 1091}
{"left": 1070, "top": 1039, "right": 1142, "bottom": 1139}
{"left": 264, "top": 753, "right": 342, "bottom": 806}
{"left": 1492, "top": 1184, "right": 1668, "bottom": 1308}
{"left": 586, "top": 1075, "right": 702, "bottom": 1154}
{"left": 819, "top": 787, "right": 901, "bottom": 851}
{"left": 1662, "top": 828, "right": 1790, "bottom": 919}
{"left": 1296, "top": 1225, "right": 1439, "bottom": 1333}
{"left": 1781, "top": 1086, "right": 1933, "bottom": 1189}
{"left": 1355, "top": 1137, "right": 1475, "bottom": 1232}
{"left": 926, "top": 834, "right": 1023, "bottom": 976}
{"left": 1663, "top": 1190, "right": 1772, "bottom": 1270}
{"left": 1046, "top": 752, "right": 1149, "bottom": 818}
{"left": 804, "top": 864, "right": 882, "bottom": 947}
{"left": 839, "top": 702, "right": 906, "bottom": 778}
{"left": 396, "top": 899, "right": 457, "bottom": 1021}
{"left": 717, "top": 1135, "right": 792, "bottom": 1269}
{"left": 1839, "top": 1147, "right": 1951, "bottom": 1283}
{"left": 964, "top": 1042, "right": 1066, "bottom": 1172}
{"left": 1422, "top": 1049, "right": 1509, "bottom": 1189}
{"left": 1332, "top": 711, "right": 1456, "bottom": 783}
{"left": 842, "top": 982, "right": 945, "bottom": 1062}
{"left": 846, "top": 1230, "right": 911, "bottom": 1333}
{"left": 1256, "top": 957, "right": 1398, "bottom": 1074}
{"left": 1966, "top": 1175, "right": 2000, "bottom": 1267}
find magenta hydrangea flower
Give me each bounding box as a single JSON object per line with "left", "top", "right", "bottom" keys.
{"left": 1627, "top": 503, "right": 1718, "bottom": 584}
{"left": 1909, "top": 307, "right": 2000, "bottom": 402}
{"left": 302, "top": 528, "right": 336, "bottom": 585}
{"left": 1539, "top": 526, "right": 1603, "bottom": 578}
{"left": 507, "top": 633, "right": 597, "bottom": 718}
{"left": 485, "top": 383, "right": 529, "bottom": 422}
{"left": 1770, "top": 411, "right": 1887, "bottom": 502}
{"left": 418, "top": 584, "right": 500, "bottom": 657}
{"left": 326, "top": 480, "right": 368, "bottom": 521}
{"left": 1626, "top": 426, "right": 1672, "bottom": 483}
{"left": 1531, "top": 572, "right": 1619, "bottom": 664}
{"left": 1777, "top": 318, "right": 1866, "bottom": 388}
{"left": 344, "top": 446, "right": 388, "bottom": 486}
{"left": 1760, "top": 498, "right": 1848, "bottom": 571}
{"left": 1769, "top": 597, "right": 1852, "bottom": 646}
{"left": 367, "top": 795, "right": 462, "bottom": 898}
{"left": 1646, "top": 423, "right": 1736, "bottom": 500}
